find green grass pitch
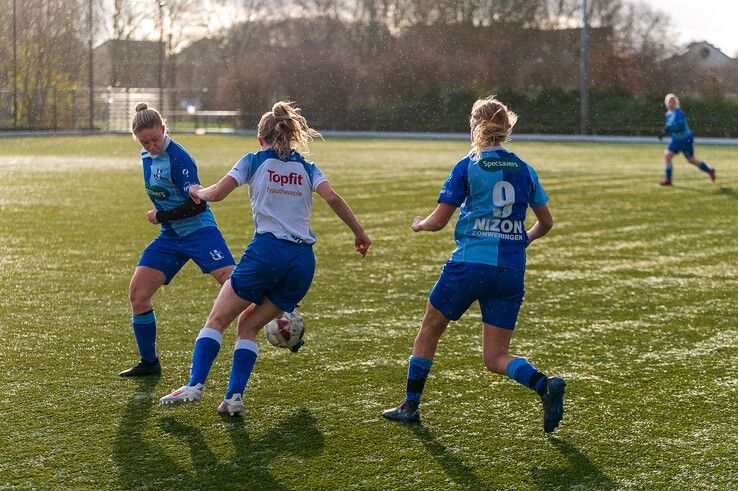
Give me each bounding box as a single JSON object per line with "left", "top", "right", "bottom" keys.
{"left": 1, "top": 134, "right": 737, "bottom": 489}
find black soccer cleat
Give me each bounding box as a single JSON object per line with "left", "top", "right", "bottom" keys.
{"left": 118, "top": 358, "right": 161, "bottom": 377}
{"left": 382, "top": 400, "right": 420, "bottom": 423}
{"left": 289, "top": 339, "right": 305, "bottom": 353}
{"left": 541, "top": 376, "right": 565, "bottom": 433}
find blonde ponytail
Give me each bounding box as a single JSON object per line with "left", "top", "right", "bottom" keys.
{"left": 470, "top": 96, "right": 517, "bottom": 159}
{"left": 258, "top": 101, "right": 321, "bottom": 159}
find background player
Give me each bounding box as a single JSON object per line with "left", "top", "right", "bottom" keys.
{"left": 159, "top": 101, "right": 371, "bottom": 416}
{"left": 659, "top": 93, "right": 716, "bottom": 186}
{"left": 120, "top": 103, "right": 236, "bottom": 377}
{"left": 382, "top": 96, "right": 565, "bottom": 433}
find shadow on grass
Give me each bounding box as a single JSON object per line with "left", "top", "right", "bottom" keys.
{"left": 410, "top": 423, "right": 493, "bottom": 491}
{"left": 112, "top": 377, "right": 186, "bottom": 488}
{"left": 671, "top": 184, "right": 738, "bottom": 200}
{"left": 157, "top": 408, "right": 324, "bottom": 490}
{"left": 531, "top": 437, "right": 615, "bottom": 490}
{"left": 114, "top": 379, "right": 324, "bottom": 489}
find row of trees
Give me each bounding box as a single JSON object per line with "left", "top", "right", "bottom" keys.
{"left": 1, "top": 0, "right": 736, "bottom": 132}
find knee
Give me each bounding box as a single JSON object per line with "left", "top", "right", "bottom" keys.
{"left": 128, "top": 284, "right": 150, "bottom": 312}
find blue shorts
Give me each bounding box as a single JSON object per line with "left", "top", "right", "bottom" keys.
{"left": 229, "top": 233, "right": 315, "bottom": 312}
{"left": 137, "top": 226, "right": 235, "bottom": 284}
{"left": 429, "top": 260, "right": 525, "bottom": 330}
{"left": 668, "top": 136, "right": 694, "bottom": 158}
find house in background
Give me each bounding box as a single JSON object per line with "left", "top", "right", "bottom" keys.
{"left": 669, "top": 41, "right": 734, "bottom": 70}
{"left": 172, "top": 37, "right": 227, "bottom": 109}
{"left": 663, "top": 41, "right": 738, "bottom": 97}
{"left": 93, "top": 39, "right": 166, "bottom": 88}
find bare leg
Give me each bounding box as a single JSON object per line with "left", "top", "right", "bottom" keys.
{"left": 128, "top": 266, "right": 166, "bottom": 315}
{"left": 412, "top": 301, "right": 451, "bottom": 359}
{"left": 204, "top": 280, "right": 253, "bottom": 333}
{"left": 481, "top": 323, "right": 515, "bottom": 375}
{"left": 209, "top": 265, "right": 234, "bottom": 286}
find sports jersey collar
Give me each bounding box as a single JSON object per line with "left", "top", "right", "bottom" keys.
{"left": 146, "top": 136, "right": 172, "bottom": 158}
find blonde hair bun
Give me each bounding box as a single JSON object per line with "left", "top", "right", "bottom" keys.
{"left": 135, "top": 102, "right": 148, "bottom": 112}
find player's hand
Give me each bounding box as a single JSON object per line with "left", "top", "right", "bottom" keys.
{"left": 411, "top": 216, "right": 424, "bottom": 232}
{"left": 146, "top": 209, "right": 159, "bottom": 224}
{"left": 354, "top": 232, "right": 371, "bottom": 258}
{"left": 188, "top": 184, "right": 203, "bottom": 204}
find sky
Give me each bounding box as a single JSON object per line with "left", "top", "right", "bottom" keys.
{"left": 640, "top": 0, "right": 738, "bottom": 56}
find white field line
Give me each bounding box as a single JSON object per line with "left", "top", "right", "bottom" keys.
{"left": 2, "top": 129, "right": 738, "bottom": 145}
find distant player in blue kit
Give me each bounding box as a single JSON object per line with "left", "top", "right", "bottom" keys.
{"left": 119, "top": 103, "right": 236, "bottom": 377}
{"left": 159, "top": 101, "right": 371, "bottom": 415}
{"left": 382, "top": 96, "right": 565, "bottom": 433}
{"left": 659, "top": 93, "right": 716, "bottom": 186}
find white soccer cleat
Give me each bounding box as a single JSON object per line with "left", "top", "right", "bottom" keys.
{"left": 217, "top": 393, "right": 244, "bottom": 416}
{"left": 159, "top": 384, "right": 204, "bottom": 405}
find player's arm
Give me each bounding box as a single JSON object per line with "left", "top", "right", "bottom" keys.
{"left": 526, "top": 204, "right": 553, "bottom": 245}
{"left": 411, "top": 203, "right": 456, "bottom": 232}
{"left": 316, "top": 181, "right": 371, "bottom": 257}
{"left": 189, "top": 176, "right": 238, "bottom": 203}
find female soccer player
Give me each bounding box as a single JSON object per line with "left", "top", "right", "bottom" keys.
{"left": 159, "top": 101, "right": 371, "bottom": 415}
{"left": 659, "top": 93, "right": 716, "bottom": 186}
{"left": 120, "top": 103, "right": 236, "bottom": 377}
{"left": 382, "top": 96, "right": 565, "bottom": 433}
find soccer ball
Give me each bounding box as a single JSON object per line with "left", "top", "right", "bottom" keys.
{"left": 264, "top": 310, "right": 305, "bottom": 352}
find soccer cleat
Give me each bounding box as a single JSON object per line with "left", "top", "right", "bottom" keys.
{"left": 660, "top": 178, "right": 672, "bottom": 186}
{"left": 217, "top": 393, "right": 244, "bottom": 416}
{"left": 541, "top": 377, "right": 565, "bottom": 433}
{"left": 159, "top": 384, "right": 204, "bottom": 405}
{"left": 708, "top": 169, "right": 716, "bottom": 182}
{"left": 118, "top": 358, "right": 161, "bottom": 377}
{"left": 381, "top": 400, "right": 420, "bottom": 423}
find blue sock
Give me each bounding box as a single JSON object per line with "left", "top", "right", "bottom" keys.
{"left": 697, "top": 161, "right": 712, "bottom": 173}
{"left": 506, "top": 357, "right": 547, "bottom": 396}
{"left": 225, "top": 339, "right": 259, "bottom": 399}
{"left": 665, "top": 165, "right": 673, "bottom": 181}
{"left": 406, "top": 355, "right": 434, "bottom": 403}
{"left": 188, "top": 327, "right": 222, "bottom": 386}
{"left": 132, "top": 310, "right": 157, "bottom": 363}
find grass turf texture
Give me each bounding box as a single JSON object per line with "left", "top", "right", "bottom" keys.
{"left": 1, "top": 134, "right": 737, "bottom": 490}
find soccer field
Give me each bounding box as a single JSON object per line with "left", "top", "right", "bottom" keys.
{"left": 1, "top": 134, "right": 736, "bottom": 490}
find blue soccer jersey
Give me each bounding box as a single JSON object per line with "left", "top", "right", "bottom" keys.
{"left": 664, "top": 108, "right": 692, "bottom": 141}
{"left": 142, "top": 137, "right": 218, "bottom": 237}
{"left": 438, "top": 146, "right": 548, "bottom": 270}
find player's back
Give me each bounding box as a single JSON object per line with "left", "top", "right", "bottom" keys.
{"left": 227, "top": 148, "right": 327, "bottom": 245}
{"left": 451, "top": 147, "right": 548, "bottom": 270}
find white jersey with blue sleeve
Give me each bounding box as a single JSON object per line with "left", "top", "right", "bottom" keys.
{"left": 227, "top": 148, "right": 328, "bottom": 244}
{"left": 142, "top": 137, "right": 217, "bottom": 237}
{"left": 439, "top": 146, "right": 548, "bottom": 270}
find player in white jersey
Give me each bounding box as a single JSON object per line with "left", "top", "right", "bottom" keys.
{"left": 160, "top": 101, "right": 371, "bottom": 415}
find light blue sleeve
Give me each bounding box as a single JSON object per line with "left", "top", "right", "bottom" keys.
{"left": 438, "top": 158, "right": 469, "bottom": 207}
{"left": 226, "top": 153, "right": 257, "bottom": 186}
{"left": 309, "top": 163, "right": 328, "bottom": 191}
{"left": 527, "top": 165, "right": 549, "bottom": 208}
